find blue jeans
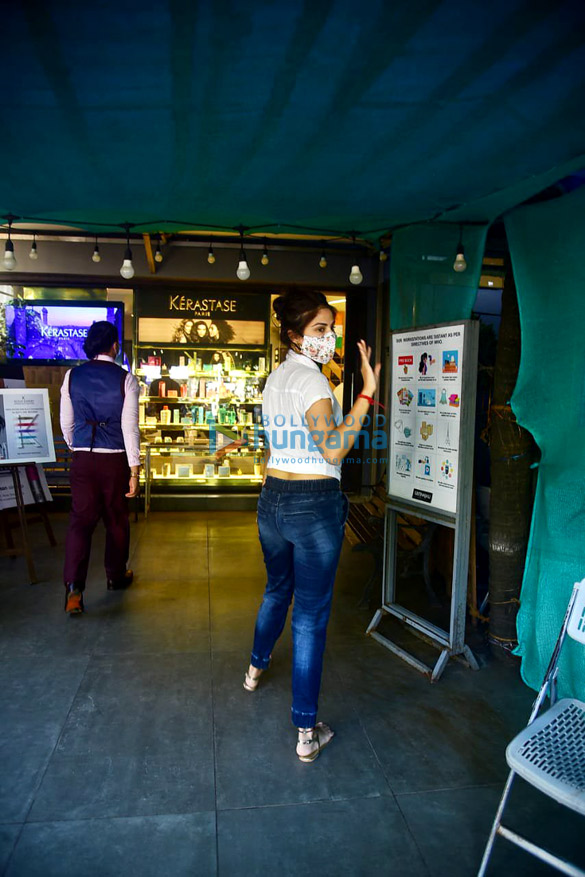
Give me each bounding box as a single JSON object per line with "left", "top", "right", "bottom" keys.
{"left": 251, "top": 476, "right": 349, "bottom": 728}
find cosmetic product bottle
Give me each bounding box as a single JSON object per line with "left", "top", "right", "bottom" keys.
{"left": 160, "top": 405, "right": 171, "bottom": 425}
{"left": 172, "top": 408, "right": 180, "bottom": 424}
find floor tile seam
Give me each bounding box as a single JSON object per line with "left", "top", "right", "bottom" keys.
{"left": 215, "top": 792, "right": 391, "bottom": 815}
{"left": 325, "top": 655, "right": 430, "bottom": 876}
{"left": 3, "top": 653, "right": 94, "bottom": 876}
{"left": 21, "top": 807, "right": 218, "bottom": 826}
{"left": 393, "top": 781, "right": 505, "bottom": 798}
{"left": 326, "top": 656, "right": 398, "bottom": 802}
{"left": 207, "top": 516, "right": 221, "bottom": 877}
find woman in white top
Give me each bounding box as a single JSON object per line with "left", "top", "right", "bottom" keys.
{"left": 244, "top": 289, "right": 380, "bottom": 762}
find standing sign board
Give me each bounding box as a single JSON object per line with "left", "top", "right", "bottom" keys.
{"left": 0, "top": 388, "right": 56, "bottom": 584}
{"left": 367, "top": 320, "right": 479, "bottom": 681}
{"left": 0, "top": 389, "right": 56, "bottom": 465}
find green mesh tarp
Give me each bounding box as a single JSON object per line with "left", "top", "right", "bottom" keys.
{"left": 390, "top": 224, "right": 488, "bottom": 328}
{"left": 505, "top": 186, "right": 585, "bottom": 700}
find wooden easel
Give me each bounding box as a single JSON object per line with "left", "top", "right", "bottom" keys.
{"left": 0, "top": 464, "right": 56, "bottom": 584}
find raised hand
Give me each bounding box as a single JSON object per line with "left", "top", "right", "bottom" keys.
{"left": 357, "top": 339, "right": 381, "bottom": 397}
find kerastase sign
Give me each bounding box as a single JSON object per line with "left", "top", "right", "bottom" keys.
{"left": 135, "top": 289, "right": 268, "bottom": 321}
{"left": 135, "top": 290, "right": 269, "bottom": 346}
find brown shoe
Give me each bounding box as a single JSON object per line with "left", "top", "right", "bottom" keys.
{"left": 107, "top": 569, "right": 133, "bottom": 590}
{"left": 64, "top": 586, "right": 84, "bottom": 615}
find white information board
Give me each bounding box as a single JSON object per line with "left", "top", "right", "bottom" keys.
{"left": 389, "top": 323, "right": 465, "bottom": 515}
{"left": 0, "top": 389, "right": 56, "bottom": 465}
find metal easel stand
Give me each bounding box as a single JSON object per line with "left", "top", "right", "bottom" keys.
{"left": 366, "top": 502, "right": 479, "bottom": 682}
{"left": 0, "top": 463, "right": 38, "bottom": 584}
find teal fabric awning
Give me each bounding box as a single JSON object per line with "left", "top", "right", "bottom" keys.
{"left": 1, "top": 0, "right": 585, "bottom": 235}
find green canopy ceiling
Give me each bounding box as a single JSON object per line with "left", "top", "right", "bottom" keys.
{"left": 2, "top": 0, "right": 585, "bottom": 238}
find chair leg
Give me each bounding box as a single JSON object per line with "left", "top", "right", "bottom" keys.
{"left": 477, "top": 769, "right": 517, "bottom": 877}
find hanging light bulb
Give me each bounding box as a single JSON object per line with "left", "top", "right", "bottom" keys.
{"left": 236, "top": 228, "right": 250, "bottom": 280}
{"left": 120, "top": 224, "right": 135, "bottom": 279}
{"left": 120, "top": 250, "right": 135, "bottom": 279}
{"left": 453, "top": 243, "right": 467, "bottom": 273}
{"left": 92, "top": 236, "right": 101, "bottom": 263}
{"left": 154, "top": 235, "right": 163, "bottom": 263}
{"left": 207, "top": 241, "right": 216, "bottom": 264}
{"left": 349, "top": 233, "right": 363, "bottom": 285}
{"left": 2, "top": 215, "right": 17, "bottom": 270}
{"left": 29, "top": 234, "right": 38, "bottom": 260}
{"left": 237, "top": 255, "right": 250, "bottom": 281}
{"left": 453, "top": 226, "right": 467, "bottom": 272}
{"left": 3, "top": 240, "right": 16, "bottom": 271}
{"left": 261, "top": 239, "right": 269, "bottom": 266}
{"left": 379, "top": 249, "right": 388, "bottom": 262}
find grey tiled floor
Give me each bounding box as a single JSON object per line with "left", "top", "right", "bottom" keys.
{"left": 1, "top": 511, "right": 583, "bottom": 877}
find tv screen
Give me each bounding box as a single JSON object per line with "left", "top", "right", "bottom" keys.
{"left": 4, "top": 301, "right": 124, "bottom": 363}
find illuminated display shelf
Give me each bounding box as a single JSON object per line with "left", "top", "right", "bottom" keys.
{"left": 140, "top": 397, "right": 262, "bottom": 404}
{"left": 136, "top": 370, "right": 269, "bottom": 379}
{"left": 140, "top": 420, "right": 253, "bottom": 432}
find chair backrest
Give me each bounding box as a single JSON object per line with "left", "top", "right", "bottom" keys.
{"left": 568, "top": 577, "right": 585, "bottom": 644}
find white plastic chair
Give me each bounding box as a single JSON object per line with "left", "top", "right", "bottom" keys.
{"left": 478, "top": 578, "right": 585, "bottom": 877}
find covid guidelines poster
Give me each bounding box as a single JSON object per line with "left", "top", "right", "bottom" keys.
{"left": 389, "top": 324, "right": 465, "bottom": 514}
{"left": 0, "top": 389, "right": 56, "bottom": 465}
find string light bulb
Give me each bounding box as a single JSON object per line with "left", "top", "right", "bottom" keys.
{"left": 236, "top": 228, "right": 250, "bottom": 280}
{"left": 92, "top": 236, "right": 101, "bottom": 262}
{"left": 349, "top": 234, "right": 363, "bottom": 285}
{"left": 379, "top": 249, "right": 388, "bottom": 262}
{"left": 453, "top": 226, "right": 467, "bottom": 272}
{"left": 154, "top": 235, "right": 163, "bottom": 263}
{"left": 120, "top": 224, "right": 135, "bottom": 279}
{"left": 207, "top": 242, "right": 215, "bottom": 264}
{"left": 2, "top": 215, "right": 17, "bottom": 271}
{"left": 29, "top": 234, "right": 38, "bottom": 260}
{"left": 261, "top": 239, "right": 269, "bottom": 266}
{"left": 319, "top": 247, "right": 327, "bottom": 269}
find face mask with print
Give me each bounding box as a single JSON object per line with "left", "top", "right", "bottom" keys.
{"left": 300, "top": 331, "right": 336, "bottom": 364}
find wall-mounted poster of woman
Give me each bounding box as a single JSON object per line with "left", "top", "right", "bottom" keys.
{"left": 208, "top": 320, "right": 235, "bottom": 345}
{"left": 173, "top": 319, "right": 236, "bottom": 345}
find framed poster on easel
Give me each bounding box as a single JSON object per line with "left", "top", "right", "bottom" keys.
{"left": 366, "top": 320, "right": 480, "bottom": 681}
{"left": 0, "top": 388, "right": 56, "bottom": 583}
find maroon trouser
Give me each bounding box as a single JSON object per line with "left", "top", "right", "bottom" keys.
{"left": 64, "top": 451, "right": 130, "bottom": 588}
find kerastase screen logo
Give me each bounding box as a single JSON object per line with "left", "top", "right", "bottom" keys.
{"left": 5, "top": 303, "right": 123, "bottom": 361}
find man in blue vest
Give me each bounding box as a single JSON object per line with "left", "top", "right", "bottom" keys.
{"left": 60, "top": 321, "right": 140, "bottom": 614}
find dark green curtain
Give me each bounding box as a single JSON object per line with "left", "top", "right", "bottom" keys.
{"left": 505, "top": 186, "right": 585, "bottom": 699}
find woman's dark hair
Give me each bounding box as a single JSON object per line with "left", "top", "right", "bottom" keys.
{"left": 83, "top": 321, "right": 119, "bottom": 358}
{"left": 272, "top": 289, "right": 336, "bottom": 348}
{"left": 194, "top": 321, "right": 209, "bottom": 342}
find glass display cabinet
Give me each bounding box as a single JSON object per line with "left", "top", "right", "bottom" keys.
{"left": 136, "top": 346, "right": 268, "bottom": 501}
